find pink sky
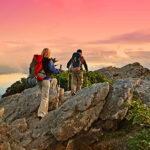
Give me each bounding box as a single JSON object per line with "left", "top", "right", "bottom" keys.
{"left": 0, "top": 0, "right": 150, "bottom": 74}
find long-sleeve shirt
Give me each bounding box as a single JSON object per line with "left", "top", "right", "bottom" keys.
{"left": 42, "top": 57, "right": 61, "bottom": 80}
{"left": 81, "top": 58, "right": 88, "bottom": 71}
{"left": 48, "top": 60, "right": 61, "bottom": 74}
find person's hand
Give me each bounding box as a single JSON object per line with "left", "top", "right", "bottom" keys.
{"left": 60, "top": 64, "right": 63, "bottom": 71}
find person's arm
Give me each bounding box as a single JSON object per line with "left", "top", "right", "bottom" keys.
{"left": 83, "top": 59, "right": 88, "bottom": 71}
{"left": 67, "top": 58, "right": 72, "bottom": 69}
{"left": 48, "top": 60, "right": 61, "bottom": 74}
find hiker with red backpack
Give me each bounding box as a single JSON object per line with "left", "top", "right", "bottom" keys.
{"left": 28, "top": 48, "right": 62, "bottom": 120}
{"left": 67, "top": 49, "right": 88, "bottom": 96}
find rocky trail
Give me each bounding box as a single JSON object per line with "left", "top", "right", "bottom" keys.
{"left": 0, "top": 63, "right": 150, "bottom": 150}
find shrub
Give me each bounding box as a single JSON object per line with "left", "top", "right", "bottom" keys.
{"left": 2, "top": 78, "right": 34, "bottom": 98}
{"left": 2, "top": 71, "right": 113, "bottom": 97}
{"left": 126, "top": 98, "right": 150, "bottom": 150}
{"left": 53, "top": 71, "right": 113, "bottom": 91}
{"left": 126, "top": 129, "right": 150, "bottom": 150}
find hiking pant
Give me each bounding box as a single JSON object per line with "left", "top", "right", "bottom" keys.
{"left": 71, "top": 71, "right": 83, "bottom": 94}
{"left": 38, "top": 80, "right": 50, "bottom": 118}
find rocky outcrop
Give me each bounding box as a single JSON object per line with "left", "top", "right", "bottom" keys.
{"left": 0, "top": 79, "right": 64, "bottom": 124}
{"left": 51, "top": 82, "right": 109, "bottom": 141}
{"left": 0, "top": 82, "right": 110, "bottom": 150}
{"left": 134, "top": 80, "right": 150, "bottom": 107}
{"left": 0, "top": 108, "right": 4, "bottom": 121}
{"left": 0, "top": 77, "right": 150, "bottom": 150}
{"left": 100, "top": 79, "right": 141, "bottom": 120}
{"left": 95, "top": 62, "right": 150, "bottom": 80}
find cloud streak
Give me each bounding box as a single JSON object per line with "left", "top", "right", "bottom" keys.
{"left": 0, "top": 35, "right": 150, "bottom": 74}
{"left": 88, "top": 31, "right": 150, "bottom": 44}
{"left": 125, "top": 51, "right": 150, "bottom": 59}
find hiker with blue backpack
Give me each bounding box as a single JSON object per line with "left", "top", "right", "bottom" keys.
{"left": 67, "top": 49, "right": 88, "bottom": 96}
{"left": 28, "top": 48, "right": 62, "bottom": 120}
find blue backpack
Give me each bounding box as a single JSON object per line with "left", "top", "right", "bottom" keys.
{"left": 70, "top": 52, "right": 82, "bottom": 72}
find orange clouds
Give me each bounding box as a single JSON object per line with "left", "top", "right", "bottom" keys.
{"left": 87, "top": 30, "right": 150, "bottom": 44}
{"left": 0, "top": 0, "right": 150, "bottom": 73}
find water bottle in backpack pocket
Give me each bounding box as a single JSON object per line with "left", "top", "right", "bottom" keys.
{"left": 26, "top": 77, "right": 37, "bottom": 86}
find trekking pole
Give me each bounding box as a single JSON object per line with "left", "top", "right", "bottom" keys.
{"left": 58, "top": 76, "right": 61, "bottom": 88}
{"left": 58, "top": 64, "right": 62, "bottom": 88}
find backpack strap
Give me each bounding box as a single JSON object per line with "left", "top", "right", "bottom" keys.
{"left": 34, "top": 55, "right": 46, "bottom": 80}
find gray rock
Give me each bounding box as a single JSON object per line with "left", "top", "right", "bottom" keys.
{"left": 50, "top": 82, "right": 110, "bottom": 141}
{"left": 0, "top": 108, "right": 4, "bottom": 121}
{"left": 0, "top": 76, "right": 150, "bottom": 149}
{"left": 134, "top": 80, "right": 150, "bottom": 107}
{"left": 11, "top": 143, "right": 26, "bottom": 150}
{"left": 0, "top": 142, "right": 11, "bottom": 150}
{"left": 95, "top": 62, "right": 150, "bottom": 80}
{"left": 145, "top": 74, "right": 150, "bottom": 80}
{"left": 0, "top": 78, "right": 64, "bottom": 123}
{"left": 100, "top": 79, "right": 141, "bottom": 120}
{"left": 1, "top": 86, "right": 40, "bottom": 123}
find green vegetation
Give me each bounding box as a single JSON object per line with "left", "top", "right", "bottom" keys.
{"left": 53, "top": 71, "right": 114, "bottom": 91}
{"left": 126, "top": 129, "right": 150, "bottom": 150}
{"left": 101, "top": 121, "right": 133, "bottom": 141}
{"left": 2, "top": 78, "right": 34, "bottom": 98}
{"left": 126, "top": 99, "right": 150, "bottom": 127}
{"left": 126, "top": 98, "right": 150, "bottom": 150}
{"left": 2, "top": 71, "right": 113, "bottom": 97}
{"left": 98, "top": 94, "right": 150, "bottom": 150}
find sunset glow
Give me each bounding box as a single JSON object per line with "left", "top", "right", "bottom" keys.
{"left": 0, "top": 0, "right": 150, "bottom": 74}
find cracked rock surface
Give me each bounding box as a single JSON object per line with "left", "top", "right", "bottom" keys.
{"left": 0, "top": 77, "right": 150, "bottom": 150}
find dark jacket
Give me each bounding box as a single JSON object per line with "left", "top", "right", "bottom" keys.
{"left": 42, "top": 57, "right": 61, "bottom": 77}
{"left": 67, "top": 53, "right": 88, "bottom": 71}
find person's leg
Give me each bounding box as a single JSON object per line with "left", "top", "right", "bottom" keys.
{"left": 77, "top": 71, "right": 83, "bottom": 91}
{"left": 38, "top": 81, "right": 42, "bottom": 93}
{"left": 38, "top": 80, "right": 50, "bottom": 118}
{"left": 71, "top": 72, "right": 77, "bottom": 95}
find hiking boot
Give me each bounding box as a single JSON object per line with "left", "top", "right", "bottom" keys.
{"left": 72, "top": 92, "right": 76, "bottom": 96}
{"left": 38, "top": 116, "right": 42, "bottom": 120}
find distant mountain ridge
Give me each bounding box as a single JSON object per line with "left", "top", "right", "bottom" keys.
{"left": 95, "top": 62, "right": 150, "bottom": 80}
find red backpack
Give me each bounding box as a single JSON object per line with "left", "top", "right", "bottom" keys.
{"left": 29, "top": 55, "right": 46, "bottom": 81}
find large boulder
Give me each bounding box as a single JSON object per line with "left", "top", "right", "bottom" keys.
{"left": 0, "top": 81, "right": 110, "bottom": 149}
{"left": 100, "top": 79, "right": 141, "bottom": 120}
{"left": 50, "top": 82, "right": 109, "bottom": 141}
{"left": 134, "top": 80, "right": 150, "bottom": 107}
{"left": 95, "top": 62, "right": 150, "bottom": 80}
